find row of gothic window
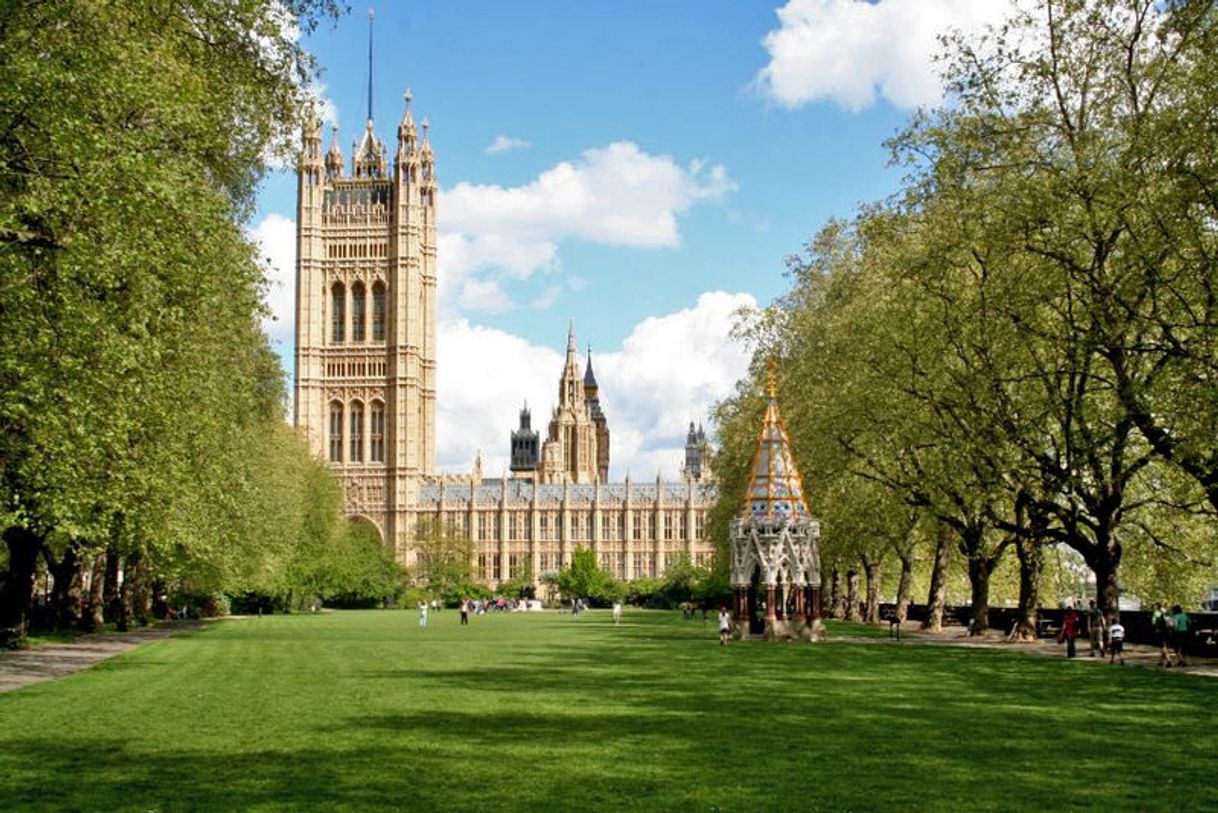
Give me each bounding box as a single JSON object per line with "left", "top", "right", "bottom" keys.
{"left": 474, "top": 552, "right": 672, "bottom": 581}
{"left": 431, "top": 511, "right": 705, "bottom": 543}
{"left": 329, "top": 400, "right": 386, "bottom": 463}
{"left": 331, "top": 281, "right": 387, "bottom": 343}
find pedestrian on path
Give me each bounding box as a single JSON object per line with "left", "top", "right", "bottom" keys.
{"left": 1153, "top": 602, "right": 1172, "bottom": 666}
{"left": 1108, "top": 616, "right": 1125, "bottom": 665}
{"left": 1087, "top": 600, "right": 1106, "bottom": 658}
{"left": 1060, "top": 607, "right": 1079, "bottom": 659}
{"left": 718, "top": 607, "right": 732, "bottom": 646}
{"left": 1172, "top": 604, "right": 1191, "bottom": 667}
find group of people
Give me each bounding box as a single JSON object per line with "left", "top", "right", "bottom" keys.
{"left": 1059, "top": 600, "right": 1192, "bottom": 667}
{"left": 1152, "top": 602, "right": 1192, "bottom": 667}
{"left": 1059, "top": 601, "right": 1123, "bottom": 662}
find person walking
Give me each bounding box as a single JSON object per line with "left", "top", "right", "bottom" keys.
{"left": 1087, "top": 600, "right": 1106, "bottom": 658}
{"left": 1172, "top": 604, "right": 1191, "bottom": 667}
{"left": 1152, "top": 602, "right": 1172, "bottom": 666}
{"left": 460, "top": 599, "right": 469, "bottom": 626}
{"left": 418, "top": 600, "right": 428, "bottom": 629}
{"left": 1108, "top": 616, "right": 1125, "bottom": 665}
{"left": 1061, "top": 607, "right": 1079, "bottom": 659}
{"left": 612, "top": 601, "right": 622, "bottom": 626}
{"left": 718, "top": 607, "right": 732, "bottom": 646}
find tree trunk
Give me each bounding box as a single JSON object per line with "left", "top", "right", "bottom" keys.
{"left": 1014, "top": 535, "right": 1043, "bottom": 641}
{"left": 1, "top": 526, "right": 43, "bottom": 648}
{"left": 50, "top": 544, "right": 85, "bottom": 630}
{"left": 923, "top": 526, "right": 951, "bottom": 632}
{"left": 1088, "top": 543, "right": 1122, "bottom": 618}
{"left": 104, "top": 546, "right": 123, "bottom": 626}
{"left": 127, "top": 552, "right": 151, "bottom": 626}
{"left": 108, "top": 547, "right": 130, "bottom": 632}
{"left": 895, "top": 549, "right": 915, "bottom": 624}
{"left": 83, "top": 554, "right": 106, "bottom": 631}
{"left": 845, "top": 569, "right": 860, "bottom": 622}
{"left": 861, "top": 554, "right": 883, "bottom": 623}
{"left": 829, "top": 564, "right": 845, "bottom": 620}
{"left": 966, "top": 552, "right": 993, "bottom": 635}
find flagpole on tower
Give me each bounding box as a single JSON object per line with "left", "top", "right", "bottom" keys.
{"left": 367, "top": 6, "right": 375, "bottom": 123}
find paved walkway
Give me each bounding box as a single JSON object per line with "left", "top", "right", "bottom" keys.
{"left": 833, "top": 624, "right": 1218, "bottom": 677}
{"left": 0, "top": 621, "right": 204, "bottom": 694}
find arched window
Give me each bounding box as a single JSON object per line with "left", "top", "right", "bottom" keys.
{"left": 331, "top": 282, "right": 346, "bottom": 343}
{"left": 370, "top": 401, "right": 385, "bottom": 463}
{"left": 329, "top": 402, "right": 343, "bottom": 462}
{"left": 372, "top": 281, "right": 387, "bottom": 342}
{"left": 351, "top": 282, "right": 366, "bottom": 342}
{"left": 349, "top": 401, "right": 364, "bottom": 463}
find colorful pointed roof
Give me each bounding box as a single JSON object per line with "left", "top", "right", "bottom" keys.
{"left": 740, "top": 359, "right": 810, "bottom": 527}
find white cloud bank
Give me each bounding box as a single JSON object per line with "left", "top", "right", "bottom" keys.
{"left": 755, "top": 0, "right": 1019, "bottom": 111}
{"left": 439, "top": 141, "right": 734, "bottom": 313}
{"left": 436, "top": 291, "right": 756, "bottom": 479}
{"left": 249, "top": 212, "right": 296, "bottom": 351}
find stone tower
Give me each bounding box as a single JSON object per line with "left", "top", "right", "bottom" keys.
{"left": 538, "top": 323, "right": 606, "bottom": 484}
{"left": 294, "top": 84, "right": 437, "bottom": 556}
{"left": 510, "top": 403, "right": 540, "bottom": 474}
{"left": 683, "top": 421, "right": 709, "bottom": 481}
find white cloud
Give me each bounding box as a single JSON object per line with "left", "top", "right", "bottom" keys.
{"left": 437, "top": 141, "right": 734, "bottom": 314}
{"left": 436, "top": 319, "right": 563, "bottom": 476}
{"left": 458, "top": 279, "right": 514, "bottom": 313}
{"left": 445, "top": 142, "right": 732, "bottom": 249}
{"left": 310, "top": 81, "right": 340, "bottom": 131}
{"left": 485, "top": 135, "right": 531, "bottom": 154}
{"left": 435, "top": 291, "right": 756, "bottom": 480}
{"left": 755, "top": 0, "right": 1019, "bottom": 111}
{"left": 249, "top": 212, "right": 296, "bottom": 351}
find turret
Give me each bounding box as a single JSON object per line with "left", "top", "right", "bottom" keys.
{"left": 299, "top": 112, "right": 323, "bottom": 191}
{"left": 510, "top": 402, "right": 540, "bottom": 475}
{"left": 396, "top": 90, "right": 418, "bottom": 161}
{"left": 325, "top": 125, "right": 343, "bottom": 178}
{"left": 353, "top": 119, "right": 387, "bottom": 179}
{"left": 584, "top": 346, "right": 610, "bottom": 482}
{"left": 683, "top": 421, "right": 708, "bottom": 481}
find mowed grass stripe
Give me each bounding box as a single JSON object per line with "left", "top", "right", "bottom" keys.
{"left": 0, "top": 610, "right": 1211, "bottom": 812}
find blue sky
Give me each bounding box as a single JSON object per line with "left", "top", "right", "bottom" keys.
{"left": 252, "top": 0, "right": 1019, "bottom": 477}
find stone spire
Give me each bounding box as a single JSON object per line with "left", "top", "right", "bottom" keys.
{"left": 325, "top": 125, "right": 343, "bottom": 177}
{"left": 559, "top": 320, "right": 581, "bottom": 408}
{"left": 583, "top": 345, "right": 598, "bottom": 392}
{"left": 397, "top": 89, "right": 417, "bottom": 154}
{"left": 740, "top": 358, "right": 810, "bottom": 527}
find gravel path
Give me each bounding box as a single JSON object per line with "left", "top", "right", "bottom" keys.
{"left": 831, "top": 625, "right": 1218, "bottom": 677}
{"left": 0, "top": 621, "right": 204, "bottom": 694}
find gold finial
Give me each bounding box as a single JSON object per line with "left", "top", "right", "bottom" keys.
{"left": 766, "top": 357, "right": 777, "bottom": 400}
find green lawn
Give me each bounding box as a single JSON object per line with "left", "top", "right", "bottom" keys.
{"left": 0, "top": 610, "right": 1211, "bottom": 812}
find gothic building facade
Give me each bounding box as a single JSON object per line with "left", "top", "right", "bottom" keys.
{"left": 295, "top": 90, "right": 716, "bottom": 587}
{"left": 293, "top": 92, "right": 436, "bottom": 562}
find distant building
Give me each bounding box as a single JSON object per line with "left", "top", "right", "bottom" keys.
{"left": 409, "top": 324, "right": 716, "bottom": 587}
{"left": 294, "top": 79, "right": 715, "bottom": 587}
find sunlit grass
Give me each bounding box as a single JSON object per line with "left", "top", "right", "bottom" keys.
{"left": 0, "top": 609, "right": 1210, "bottom": 811}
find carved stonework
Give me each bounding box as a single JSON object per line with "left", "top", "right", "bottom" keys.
{"left": 728, "top": 361, "right": 823, "bottom": 641}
